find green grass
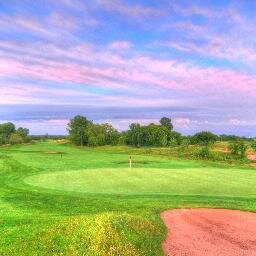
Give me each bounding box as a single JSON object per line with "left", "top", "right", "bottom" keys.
{"left": 25, "top": 168, "right": 256, "bottom": 197}
{"left": 1, "top": 141, "right": 256, "bottom": 255}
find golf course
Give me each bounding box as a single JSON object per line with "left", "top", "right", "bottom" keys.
{"left": 1, "top": 141, "right": 256, "bottom": 255}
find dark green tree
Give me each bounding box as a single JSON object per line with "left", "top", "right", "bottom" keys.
{"left": 141, "top": 124, "right": 168, "bottom": 146}
{"left": 125, "top": 123, "right": 143, "bottom": 147}
{"left": 168, "top": 131, "right": 182, "bottom": 146}
{"left": 67, "top": 115, "right": 92, "bottom": 146}
{"left": 0, "top": 122, "right": 16, "bottom": 144}
{"left": 102, "top": 123, "right": 119, "bottom": 145}
{"left": 191, "top": 131, "right": 218, "bottom": 146}
{"left": 160, "top": 117, "right": 173, "bottom": 131}
{"left": 16, "top": 127, "right": 29, "bottom": 138}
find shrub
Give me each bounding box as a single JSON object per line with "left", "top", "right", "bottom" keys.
{"left": 196, "top": 146, "right": 211, "bottom": 159}
{"left": 9, "top": 133, "right": 24, "bottom": 145}
{"left": 191, "top": 131, "right": 218, "bottom": 146}
{"left": 168, "top": 131, "right": 182, "bottom": 146}
{"left": 251, "top": 140, "right": 256, "bottom": 152}
{"left": 229, "top": 141, "right": 247, "bottom": 158}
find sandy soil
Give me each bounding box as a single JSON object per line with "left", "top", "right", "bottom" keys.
{"left": 161, "top": 209, "right": 256, "bottom": 256}
{"left": 247, "top": 154, "right": 256, "bottom": 161}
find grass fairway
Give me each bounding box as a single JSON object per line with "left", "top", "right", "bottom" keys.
{"left": 1, "top": 141, "right": 256, "bottom": 255}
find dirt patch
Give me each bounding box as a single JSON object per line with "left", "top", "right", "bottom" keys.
{"left": 247, "top": 154, "right": 256, "bottom": 167}
{"left": 45, "top": 151, "right": 59, "bottom": 154}
{"left": 161, "top": 209, "right": 256, "bottom": 256}
{"left": 44, "top": 151, "right": 65, "bottom": 155}
{"left": 247, "top": 154, "right": 256, "bottom": 161}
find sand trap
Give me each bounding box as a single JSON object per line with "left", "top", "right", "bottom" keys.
{"left": 161, "top": 209, "right": 256, "bottom": 256}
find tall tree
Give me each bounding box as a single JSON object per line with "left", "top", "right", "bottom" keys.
{"left": 87, "top": 124, "right": 105, "bottom": 146}
{"left": 160, "top": 117, "right": 173, "bottom": 131}
{"left": 67, "top": 115, "right": 92, "bottom": 146}
{"left": 141, "top": 124, "right": 168, "bottom": 146}
{"left": 126, "top": 123, "right": 142, "bottom": 147}
{"left": 16, "top": 127, "right": 29, "bottom": 138}
{"left": 168, "top": 131, "right": 182, "bottom": 146}
{"left": 0, "top": 122, "right": 15, "bottom": 136}
{"left": 102, "top": 123, "right": 119, "bottom": 145}
{"left": 0, "top": 122, "right": 16, "bottom": 144}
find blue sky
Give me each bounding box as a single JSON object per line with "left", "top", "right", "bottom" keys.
{"left": 0, "top": 0, "right": 256, "bottom": 136}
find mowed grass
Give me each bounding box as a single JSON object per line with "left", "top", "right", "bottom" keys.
{"left": 1, "top": 141, "right": 256, "bottom": 256}
{"left": 25, "top": 168, "right": 256, "bottom": 197}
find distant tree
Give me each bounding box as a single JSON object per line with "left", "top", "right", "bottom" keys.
{"left": 9, "top": 133, "right": 24, "bottom": 145}
{"left": 181, "top": 137, "right": 190, "bottom": 148}
{"left": 0, "top": 122, "right": 15, "bottom": 135}
{"left": 229, "top": 141, "right": 247, "bottom": 158}
{"left": 67, "top": 116, "right": 121, "bottom": 146}
{"left": 87, "top": 124, "right": 105, "bottom": 146}
{"left": 126, "top": 123, "right": 143, "bottom": 147}
{"left": 102, "top": 123, "right": 119, "bottom": 145}
{"left": 118, "top": 132, "right": 126, "bottom": 145}
{"left": 0, "top": 134, "right": 6, "bottom": 145}
{"left": 0, "top": 122, "right": 16, "bottom": 144}
{"left": 251, "top": 140, "right": 256, "bottom": 152}
{"left": 67, "top": 115, "right": 92, "bottom": 146}
{"left": 168, "top": 131, "right": 182, "bottom": 146}
{"left": 0, "top": 123, "right": 29, "bottom": 145}
{"left": 16, "top": 127, "right": 29, "bottom": 138}
{"left": 191, "top": 131, "right": 218, "bottom": 146}
{"left": 141, "top": 124, "right": 168, "bottom": 146}
{"left": 219, "top": 134, "right": 252, "bottom": 142}
{"left": 160, "top": 117, "right": 173, "bottom": 131}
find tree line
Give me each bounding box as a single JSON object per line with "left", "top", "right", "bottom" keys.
{"left": 1, "top": 116, "right": 256, "bottom": 160}
{"left": 0, "top": 122, "right": 30, "bottom": 145}
{"left": 67, "top": 115, "right": 256, "bottom": 158}
{"left": 67, "top": 115, "right": 181, "bottom": 147}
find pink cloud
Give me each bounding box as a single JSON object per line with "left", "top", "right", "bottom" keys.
{"left": 172, "top": 3, "right": 218, "bottom": 18}
{"left": 109, "top": 40, "right": 133, "bottom": 50}
{"left": 161, "top": 6, "right": 256, "bottom": 66}
{"left": 1, "top": 32, "right": 256, "bottom": 111}
{"left": 99, "top": 0, "right": 165, "bottom": 19}
{"left": 1, "top": 40, "right": 256, "bottom": 97}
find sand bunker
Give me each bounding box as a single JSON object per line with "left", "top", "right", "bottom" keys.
{"left": 161, "top": 209, "right": 256, "bottom": 256}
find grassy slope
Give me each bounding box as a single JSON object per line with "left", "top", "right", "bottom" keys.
{"left": 1, "top": 141, "right": 256, "bottom": 256}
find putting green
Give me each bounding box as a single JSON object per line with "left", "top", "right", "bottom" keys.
{"left": 25, "top": 167, "right": 256, "bottom": 196}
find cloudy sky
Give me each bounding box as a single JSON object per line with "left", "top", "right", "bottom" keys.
{"left": 0, "top": 0, "right": 256, "bottom": 136}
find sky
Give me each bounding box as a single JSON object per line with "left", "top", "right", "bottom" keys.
{"left": 0, "top": 0, "right": 256, "bottom": 136}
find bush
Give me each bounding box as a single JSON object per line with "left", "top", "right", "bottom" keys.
{"left": 191, "top": 131, "right": 218, "bottom": 146}
{"left": 229, "top": 141, "right": 247, "bottom": 158}
{"left": 0, "top": 122, "right": 29, "bottom": 145}
{"left": 251, "top": 140, "right": 256, "bottom": 152}
{"left": 9, "top": 133, "right": 24, "bottom": 145}
{"left": 196, "top": 146, "right": 211, "bottom": 159}
{"left": 168, "top": 131, "right": 182, "bottom": 146}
